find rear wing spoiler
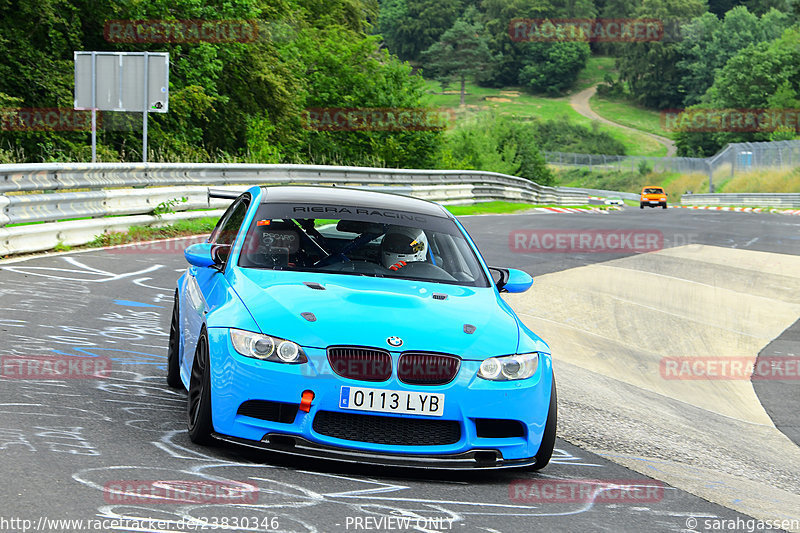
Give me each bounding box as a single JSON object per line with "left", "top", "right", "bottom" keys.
{"left": 208, "top": 189, "right": 244, "bottom": 200}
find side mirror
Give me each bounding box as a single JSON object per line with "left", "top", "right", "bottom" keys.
{"left": 184, "top": 243, "right": 229, "bottom": 269}
{"left": 489, "top": 267, "right": 533, "bottom": 293}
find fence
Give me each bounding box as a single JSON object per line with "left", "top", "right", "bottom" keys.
{"left": 0, "top": 163, "right": 588, "bottom": 256}
{"left": 545, "top": 140, "right": 800, "bottom": 192}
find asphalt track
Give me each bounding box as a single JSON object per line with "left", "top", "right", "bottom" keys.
{"left": 0, "top": 206, "right": 798, "bottom": 533}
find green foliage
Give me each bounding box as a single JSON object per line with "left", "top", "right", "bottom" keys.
{"left": 474, "top": 0, "right": 595, "bottom": 93}
{"left": 378, "top": 0, "right": 464, "bottom": 61}
{"left": 0, "top": 0, "right": 442, "bottom": 168}
{"left": 420, "top": 11, "right": 496, "bottom": 105}
{"left": 517, "top": 41, "right": 591, "bottom": 95}
{"left": 531, "top": 120, "right": 627, "bottom": 155}
{"left": 675, "top": 27, "right": 800, "bottom": 154}
{"left": 87, "top": 217, "right": 220, "bottom": 248}
{"left": 152, "top": 197, "right": 188, "bottom": 218}
{"left": 676, "top": 7, "right": 791, "bottom": 107}
{"left": 290, "top": 26, "right": 443, "bottom": 168}
{"left": 439, "top": 113, "right": 553, "bottom": 184}
{"left": 709, "top": 28, "right": 800, "bottom": 109}
{"left": 615, "top": 0, "right": 707, "bottom": 109}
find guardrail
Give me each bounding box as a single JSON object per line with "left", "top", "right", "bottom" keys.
{"left": 681, "top": 193, "right": 800, "bottom": 208}
{"left": 556, "top": 187, "right": 640, "bottom": 201}
{"left": 0, "top": 163, "right": 588, "bottom": 256}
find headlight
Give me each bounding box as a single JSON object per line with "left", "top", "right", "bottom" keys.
{"left": 478, "top": 352, "right": 539, "bottom": 381}
{"left": 230, "top": 329, "right": 307, "bottom": 364}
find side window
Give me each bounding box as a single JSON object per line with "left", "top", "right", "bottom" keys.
{"left": 210, "top": 196, "right": 250, "bottom": 245}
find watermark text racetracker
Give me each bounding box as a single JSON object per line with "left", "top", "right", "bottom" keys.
{"left": 0, "top": 108, "right": 96, "bottom": 132}
{"left": 509, "top": 229, "right": 663, "bottom": 253}
{"left": 104, "top": 19, "right": 259, "bottom": 43}
{"left": 509, "top": 18, "right": 664, "bottom": 42}
{"left": 103, "top": 480, "right": 258, "bottom": 504}
{"left": 509, "top": 479, "right": 664, "bottom": 503}
{"left": 662, "top": 108, "right": 800, "bottom": 133}
{"left": 302, "top": 107, "right": 455, "bottom": 132}
{"left": 104, "top": 235, "right": 209, "bottom": 254}
{"left": 660, "top": 357, "right": 800, "bottom": 380}
{"left": 1, "top": 356, "right": 111, "bottom": 380}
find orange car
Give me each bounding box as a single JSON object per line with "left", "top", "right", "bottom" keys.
{"left": 640, "top": 186, "right": 667, "bottom": 209}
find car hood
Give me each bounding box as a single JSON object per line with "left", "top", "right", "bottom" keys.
{"left": 228, "top": 268, "right": 525, "bottom": 359}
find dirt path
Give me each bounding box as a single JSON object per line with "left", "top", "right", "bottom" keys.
{"left": 570, "top": 85, "right": 677, "bottom": 157}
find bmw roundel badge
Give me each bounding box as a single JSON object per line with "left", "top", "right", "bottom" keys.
{"left": 387, "top": 336, "right": 403, "bottom": 348}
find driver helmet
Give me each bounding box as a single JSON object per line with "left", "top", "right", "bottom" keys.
{"left": 381, "top": 226, "right": 428, "bottom": 270}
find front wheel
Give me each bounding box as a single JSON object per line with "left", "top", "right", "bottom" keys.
{"left": 640, "top": 204, "right": 644, "bottom": 209}
{"left": 662, "top": 204, "right": 667, "bottom": 209}
{"left": 166, "top": 290, "right": 183, "bottom": 389}
{"left": 187, "top": 330, "right": 214, "bottom": 444}
{"left": 528, "top": 378, "right": 557, "bottom": 471}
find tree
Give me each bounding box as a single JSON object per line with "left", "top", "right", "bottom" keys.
{"left": 615, "top": 0, "right": 707, "bottom": 109}
{"left": 709, "top": 28, "right": 800, "bottom": 109}
{"left": 517, "top": 41, "right": 591, "bottom": 95}
{"left": 707, "top": 0, "right": 745, "bottom": 16}
{"left": 440, "top": 113, "right": 553, "bottom": 184}
{"left": 744, "top": 0, "right": 792, "bottom": 14}
{"left": 676, "top": 7, "right": 791, "bottom": 106}
{"left": 378, "top": 0, "right": 464, "bottom": 61}
{"left": 288, "top": 27, "right": 444, "bottom": 168}
{"left": 420, "top": 14, "right": 496, "bottom": 106}
{"left": 479, "top": 0, "right": 595, "bottom": 87}
{"left": 675, "top": 27, "right": 800, "bottom": 154}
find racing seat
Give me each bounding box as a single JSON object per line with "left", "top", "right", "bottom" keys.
{"left": 241, "top": 222, "right": 302, "bottom": 269}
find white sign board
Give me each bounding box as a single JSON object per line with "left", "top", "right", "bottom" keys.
{"left": 74, "top": 51, "right": 169, "bottom": 112}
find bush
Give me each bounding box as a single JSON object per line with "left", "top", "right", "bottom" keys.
{"left": 439, "top": 113, "right": 553, "bottom": 184}
{"left": 531, "top": 119, "right": 627, "bottom": 155}
{"left": 517, "top": 42, "right": 591, "bottom": 95}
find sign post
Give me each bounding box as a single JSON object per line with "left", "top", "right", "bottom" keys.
{"left": 74, "top": 51, "right": 169, "bottom": 163}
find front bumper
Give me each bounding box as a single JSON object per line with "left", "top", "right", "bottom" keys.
{"left": 206, "top": 328, "right": 553, "bottom": 466}
{"left": 213, "top": 433, "right": 537, "bottom": 469}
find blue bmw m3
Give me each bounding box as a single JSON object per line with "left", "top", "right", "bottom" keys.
{"left": 168, "top": 185, "right": 556, "bottom": 470}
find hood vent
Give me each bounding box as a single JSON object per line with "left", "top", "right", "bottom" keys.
{"left": 463, "top": 324, "right": 476, "bottom": 334}
{"left": 303, "top": 282, "right": 325, "bottom": 290}
{"left": 300, "top": 312, "right": 317, "bottom": 322}
{"left": 432, "top": 293, "right": 448, "bottom": 300}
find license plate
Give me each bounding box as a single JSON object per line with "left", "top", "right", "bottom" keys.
{"left": 649, "top": 201, "right": 659, "bottom": 204}
{"left": 339, "top": 386, "right": 444, "bottom": 417}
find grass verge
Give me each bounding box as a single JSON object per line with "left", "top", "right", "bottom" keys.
{"left": 717, "top": 168, "right": 800, "bottom": 193}
{"left": 445, "top": 202, "right": 594, "bottom": 216}
{"left": 589, "top": 93, "right": 672, "bottom": 140}
{"left": 574, "top": 56, "right": 617, "bottom": 92}
{"left": 86, "top": 217, "right": 219, "bottom": 248}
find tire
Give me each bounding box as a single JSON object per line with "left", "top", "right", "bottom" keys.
{"left": 166, "top": 290, "right": 183, "bottom": 389}
{"left": 639, "top": 204, "right": 644, "bottom": 209}
{"left": 528, "top": 378, "right": 557, "bottom": 471}
{"left": 662, "top": 203, "right": 667, "bottom": 209}
{"left": 187, "top": 329, "right": 214, "bottom": 445}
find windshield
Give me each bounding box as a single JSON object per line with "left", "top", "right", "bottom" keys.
{"left": 643, "top": 188, "right": 663, "bottom": 194}
{"left": 236, "top": 203, "right": 490, "bottom": 287}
